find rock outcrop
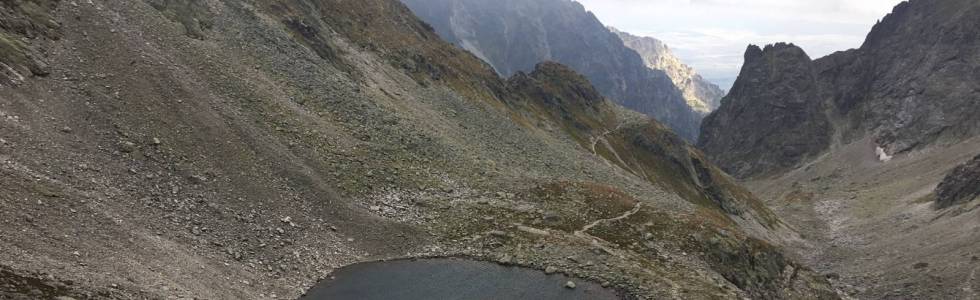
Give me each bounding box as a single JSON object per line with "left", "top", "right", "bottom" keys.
{"left": 401, "top": 0, "right": 704, "bottom": 141}
{"left": 935, "top": 154, "right": 980, "bottom": 208}
{"left": 613, "top": 28, "right": 724, "bottom": 114}
{"left": 700, "top": 0, "right": 980, "bottom": 179}
{"left": 699, "top": 43, "right": 832, "bottom": 178}
{"left": 0, "top": 0, "right": 60, "bottom": 86}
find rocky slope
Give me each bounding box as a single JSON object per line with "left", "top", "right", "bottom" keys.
{"left": 935, "top": 154, "right": 980, "bottom": 209}
{"left": 0, "top": 0, "right": 837, "bottom": 299}
{"left": 612, "top": 28, "right": 724, "bottom": 114}
{"left": 400, "top": 0, "right": 704, "bottom": 141}
{"left": 0, "top": 0, "right": 59, "bottom": 86}
{"left": 700, "top": 0, "right": 980, "bottom": 179}
{"left": 694, "top": 0, "right": 980, "bottom": 298}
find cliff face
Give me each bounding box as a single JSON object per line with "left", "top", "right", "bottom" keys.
{"left": 613, "top": 28, "right": 725, "bottom": 114}
{"left": 401, "top": 0, "right": 704, "bottom": 141}
{"left": 699, "top": 43, "right": 832, "bottom": 178}
{"left": 700, "top": 0, "right": 980, "bottom": 178}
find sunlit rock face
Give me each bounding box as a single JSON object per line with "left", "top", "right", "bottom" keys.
{"left": 612, "top": 28, "right": 724, "bottom": 115}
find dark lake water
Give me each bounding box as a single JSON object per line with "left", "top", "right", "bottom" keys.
{"left": 300, "top": 258, "right": 622, "bottom": 300}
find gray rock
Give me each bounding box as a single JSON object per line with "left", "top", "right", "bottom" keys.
{"left": 188, "top": 175, "right": 208, "bottom": 184}
{"left": 119, "top": 141, "right": 137, "bottom": 153}
{"left": 935, "top": 154, "right": 980, "bottom": 208}
{"left": 701, "top": 0, "right": 980, "bottom": 178}
{"left": 564, "top": 281, "right": 576, "bottom": 289}
{"left": 613, "top": 28, "right": 724, "bottom": 113}
{"left": 489, "top": 230, "right": 508, "bottom": 238}
{"left": 541, "top": 211, "right": 559, "bottom": 222}
{"left": 699, "top": 43, "right": 831, "bottom": 179}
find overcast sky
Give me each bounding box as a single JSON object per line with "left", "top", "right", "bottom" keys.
{"left": 575, "top": 0, "right": 905, "bottom": 90}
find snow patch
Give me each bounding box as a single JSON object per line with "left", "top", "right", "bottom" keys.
{"left": 876, "top": 146, "right": 893, "bottom": 162}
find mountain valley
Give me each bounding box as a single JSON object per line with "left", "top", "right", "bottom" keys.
{"left": 401, "top": 0, "right": 716, "bottom": 141}
{"left": 699, "top": 0, "right": 980, "bottom": 298}
{"left": 0, "top": 0, "right": 978, "bottom": 299}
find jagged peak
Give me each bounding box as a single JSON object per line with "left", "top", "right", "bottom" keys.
{"left": 529, "top": 61, "right": 583, "bottom": 78}
{"left": 744, "top": 44, "right": 764, "bottom": 60}
{"left": 863, "top": 0, "right": 914, "bottom": 48}
{"left": 862, "top": 0, "right": 978, "bottom": 49}
{"left": 743, "top": 43, "right": 811, "bottom": 65}
{"left": 508, "top": 61, "right": 605, "bottom": 106}
{"left": 762, "top": 42, "right": 802, "bottom": 52}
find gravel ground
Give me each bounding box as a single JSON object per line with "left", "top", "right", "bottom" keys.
{"left": 749, "top": 137, "right": 980, "bottom": 299}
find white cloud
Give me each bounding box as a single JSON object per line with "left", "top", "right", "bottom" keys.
{"left": 575, "top": 0, "right": 905, "bottom": 89}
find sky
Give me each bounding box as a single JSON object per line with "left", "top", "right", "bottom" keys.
{"left": 575, "top": 0, "right": 905, "bottom": 90}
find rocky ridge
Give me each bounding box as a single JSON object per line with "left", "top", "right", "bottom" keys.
{"left": 700, "top": 0, "right": 980, "bottom": 179}
{"left": 401, "top": 0, "right": 705, "bottom": 141}
{"left": 612, "top": 28, "right": 724, "bottom": 114}
{"left": 695, "top": 0, "right": 980, "bottom": 298}
{"left": 699, "top": 43, "right": 831, "bottom": 178}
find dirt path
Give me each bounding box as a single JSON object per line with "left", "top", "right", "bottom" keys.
{"left": 575, "top": 203, "right": 642, "bottom": 237}
{"left": 589, "top": 123, "right": 623, "bottom": 156}
{"left": 569, "top": 203, "right": 685, "bottom": 299}
{"left": 572, "top": 203, "right": 643, "bottom": 258}
{"left": 589, "top": 130, "right": 610, "bottom": 156}
{"left": 590, "top": 123, "right": 646, "bottom": 177}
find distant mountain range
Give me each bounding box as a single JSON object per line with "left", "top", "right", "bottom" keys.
{"left": 401, "top": 0, "right": 722, "bottom": 141}
{"left": 611, "top": 27, "right": 725, "bottom": 114}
